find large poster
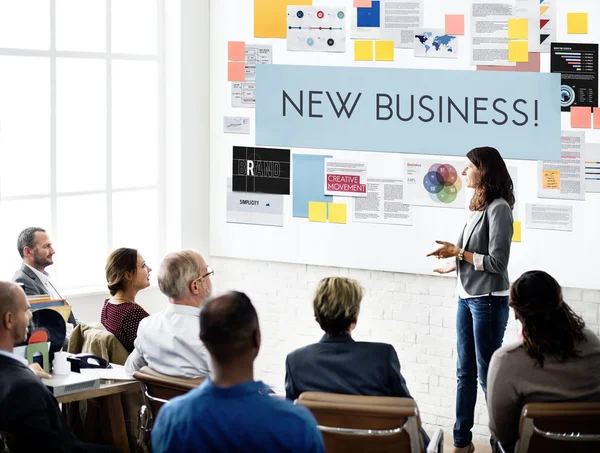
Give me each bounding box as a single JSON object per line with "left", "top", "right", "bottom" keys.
{"left": 255, "top": 65, "right": 561, "bottom": 161}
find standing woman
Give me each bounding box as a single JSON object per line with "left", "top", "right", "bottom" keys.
{"left": 101, "top": 248, "right": 152, "bottom": 353}
{"left": 427, "top": 147, "right": 514, "bottom": 453}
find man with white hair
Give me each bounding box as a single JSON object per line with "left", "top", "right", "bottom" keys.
{"left": 125, "top": 250, "right": 213, "bottom": 378}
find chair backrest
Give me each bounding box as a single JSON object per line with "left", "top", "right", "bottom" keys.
{"left": 296, "top": 392, "right": 423, "bottom": 453}
{"left": 133, "top": 366, "right": 204, "bottom": 418}
{"left": 517, "top": 402, "right": 600, "bottom": 453}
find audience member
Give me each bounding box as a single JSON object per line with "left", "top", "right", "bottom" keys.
{"left": 13, "top": 226, "right": 77, "bottom": 326}
{"left": 101, "top": 248, "right": 151, "bottom": 353}
{"left": 286, "top": 277, "right": 429, "bottom": 447}
{"left": 0, "top": 281, "right": 116, "bottom": 453}
{"left": 488, "top": 270, "right": 600, "bottom": 452}
{"left": 125, "top": 250, "right": 213, "bottom": 377}
{"left": 151, "top": 291, "right": 325, "bottom": 453}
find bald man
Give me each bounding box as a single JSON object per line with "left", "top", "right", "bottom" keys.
{"left": 0, "top": 281, "right": 116, "bottom": 453}
{"left": 151, "top": 291, "right": 324, "bottom": 453}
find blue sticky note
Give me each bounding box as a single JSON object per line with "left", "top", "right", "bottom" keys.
{"left": 293, "top": 154, "right": 333, "bottom": 218}
{"left": 357, "top": 0, "right": 380, "bottom": 28}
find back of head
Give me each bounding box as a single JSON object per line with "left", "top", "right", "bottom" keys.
{"left": 467, "top": 146, "right": 515, "bottom": 210}
{"left": 313, "top": 277, "right": 363, "bottom": 337}
{"left": 0, "top": 281, "right": 21, "bottom": 324}
{"left": 200, "top": 291, "right": 259, "bottom": 363}
{"left": 510, "top": 270, "right": 587, "bottom": 367}
{"left": 105, "top": 248, "right": 138, "bottom": 296}
{"left": 158, "top": 250, "right": 206, "bottom": 299}
{"left": 17, "top": 227, "right": 46, "bottom": 259}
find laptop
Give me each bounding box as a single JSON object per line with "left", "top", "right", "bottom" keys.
{"left": 42, "top": 372, "right": 101, "bottom": 397}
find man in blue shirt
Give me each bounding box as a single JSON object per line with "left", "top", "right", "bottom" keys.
{"left": 151, "top": 291, "right": 325, "bottom": 453}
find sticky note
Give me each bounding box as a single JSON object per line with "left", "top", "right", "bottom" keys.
{"left": 254, "top": 0, "right": 312, "bottom": 38}
{"left": 328, "top": 203, "right": 347, "bottom": 224}
{"left": 508, "top": 18, "right": 528, "bottom": 40}
{"left": 508, "top": 41, "right": 528, "bottom": 62}
{"left": 375, "top": 40, "right": 394, "bottom": 61}
{"left": 594, "top": 108, "right": 600, "bottom": 129}
{"left": 354, "top": 0, "right": 371, "bottom": 7}
{"left": 308, "top": 201, "right": 327, "bottom": 222}
{"left": 355, "top": 40, "right": 373, "bottom": 61}
{"left": 542, "top": 170, "right": 560, "bottom": 189}
{"left": 228, "top": 41, "right": 246, "bottom": 61}
{"left": 445, "top": 14, "right": 464, "bottom": 35}
{"left": 228, "top": 61, "right": 245, "bottom": 82}
{"left": 357, "top": 0, "right": 380, "bottom": 28}
{"left": 512, "top": 221, "right": 522, "bottom": 242}
{"left": 571, "top": 106, "right": 592, "bottom": 128}
{"left": 567, "top": 12, "right": 588, "bottom": 34}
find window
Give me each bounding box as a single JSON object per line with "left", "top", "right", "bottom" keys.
{"left": 0, "top": 0, "right": 165, "bottom": 292}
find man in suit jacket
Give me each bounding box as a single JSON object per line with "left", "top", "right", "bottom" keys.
{"left": 0, "top": 281, "right": 115, "bottom": 453}
{"left": 285, "top": 277, "right": 430, "bottom": 447}
{"left": 12, "top": 227, "right": 76, "bottom": 325}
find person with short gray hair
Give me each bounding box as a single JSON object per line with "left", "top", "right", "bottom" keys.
{"left": 125, "top": 250, "right": 213, "bottom": 378}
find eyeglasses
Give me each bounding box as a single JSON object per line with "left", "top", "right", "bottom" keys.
{"left": 193, "top": 265, "right": 214, "bottom": 283}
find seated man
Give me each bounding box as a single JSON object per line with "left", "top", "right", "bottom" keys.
{"left": 488, "top": 271, "right": 600, "bottom": 452}
{"left": 12, "top": 227, "right": 77, "bottom": 326}
{"left": 285, "top": 277, "right": 429, "bottom": 446}
{"left": 0, "top": 281, "right": 115, "bottom": 453}
{"left": 125, "top": 250, "right": 213, "bottom": 378}
{"left": 151, "top": 291, "right": 325, "bottom": 453}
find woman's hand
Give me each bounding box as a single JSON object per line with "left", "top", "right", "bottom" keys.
{"left": 427, "top": 240, "right": 460, "bottom": 259}
{"left": 433, "top": 263, "right": 457, "bottom": 274}
{"left": 29, "top": 363, "right": 51, "bottom": 379}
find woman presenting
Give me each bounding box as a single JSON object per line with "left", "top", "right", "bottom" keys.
{"left": 427, "top": 147, "right": 514, "bottom": 453}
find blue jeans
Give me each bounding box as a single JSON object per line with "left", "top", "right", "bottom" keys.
{"left": 453, "top": 296, "right": 509, "bottom": 448}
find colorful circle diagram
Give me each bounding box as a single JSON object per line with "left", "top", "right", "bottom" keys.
{"left": 422, "top": 163, "right": 462, "bottom": 204}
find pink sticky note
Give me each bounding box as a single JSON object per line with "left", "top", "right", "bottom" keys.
{"left": 228, "top": 41, "right": 246, "bottom": 61}
{"left": 445, "top": 14, "right": 465, "bottom": 35}
{"left": 228, "top": 61, "right": 245, "bottom": 82}
{"left": 477, "top": 52, "right": 541, "bottom": 73}
{"left": 571, "top": 106, "right": 592, "bottom": 128}
{"left": 354, "top": 0, "right": 372, "bottom": 7}
{"left": 593, "top": 108, "right": 600, "bottom": 129}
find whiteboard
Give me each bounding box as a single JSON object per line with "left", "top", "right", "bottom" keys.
{"left": 210, "top": 0, "right": 600, "bottom": 290}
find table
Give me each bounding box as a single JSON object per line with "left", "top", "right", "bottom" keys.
{"left": 57, "top": 379, "right": 140, "bottom": 453}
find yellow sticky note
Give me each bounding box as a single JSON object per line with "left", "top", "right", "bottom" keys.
{"left": 567, "top": 12, "right": 588, "bottom": 34}
{"left": 512, "top": 221, "right": 522, "bottom": 242}
{"left": 254, "top": 0, "right": 312, "bottom": 38}
{"left": 327, "top": 203, "right": 347, "bottom": 224}
{"left": 508, "top": 41, "right": 528, "bottom": 63}
{"left": 308, "top": 201, "right": 327, "bottom": 222}
{"left": 375, "top": 40, "right": 394, "bottom": 61}
{"left": 508, "top": 18, "right": 528, "bottom": 40}
{"left": 542, "top": 170, "right": 560, "bottom": 189}
{"left": 354, "top": 40, "right": 374, "bottom": 61}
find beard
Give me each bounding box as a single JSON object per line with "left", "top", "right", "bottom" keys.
{"left": 33, "top": 251, "right": 53, "bottom": 268}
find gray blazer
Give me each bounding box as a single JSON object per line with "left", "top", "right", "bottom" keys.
{"left": 12, "top": 263, "right": 76, "bottom": 325}
{"left": 456, "top": 198, "right": 513, "bottom": 296}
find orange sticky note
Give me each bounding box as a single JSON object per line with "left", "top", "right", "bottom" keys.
{"left": 542, "top": 170, "right": 560, "bottom": 189}
{"left": 354, "top": 0, "right": 372, "bottom": 6}
{"left": 571, "top": 106, "right": 592, "bottom": 128}
{"left": 512, "top": 221, "right": 522, "bottom": 242}
{"left": 228, "top": 41, "right": 246, "bottom": 61}
{"left": 594, "top": 108, "right": 600, "bottom": 129}
{"left": 445, "top": 14, "right": 465, "bottom": 35}
{"left": 228, "top": 61, "right": 245, "bottom": 82}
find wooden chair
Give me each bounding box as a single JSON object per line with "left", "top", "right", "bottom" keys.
{"left": 498, "top": 402, "right": 600, "bottom": 453}
{"left": 132, "top": 366, "right": 204, "bottom": 452}
{"left": 296, "top": 392, "right": 443, "bottom": 453}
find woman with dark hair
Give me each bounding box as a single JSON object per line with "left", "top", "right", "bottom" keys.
{"left": 427, "top": 147, "right": 515, "bottom": 453}
{"left": 488, "top": 270, "right": 600, "bottom": 451}
{"left": 100, "top": 248, "right": 152, "bottom": 352}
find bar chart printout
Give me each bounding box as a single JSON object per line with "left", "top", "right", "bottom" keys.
{"left": 551, "top": 42, "right": 599, "bottom": 112}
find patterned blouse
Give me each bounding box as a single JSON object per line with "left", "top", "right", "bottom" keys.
{"left": 101, "top": 299, "right": 149, "bottom": 353}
